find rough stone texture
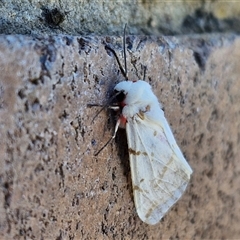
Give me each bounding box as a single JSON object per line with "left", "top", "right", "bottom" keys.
{"left": 0, "top": 1, "right": 240, "bottom": 36}
{"left": 0, "top": 34, "right": 240, "bottom": 239}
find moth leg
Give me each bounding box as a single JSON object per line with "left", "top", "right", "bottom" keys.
{"left": 112, "top": 118, "right": 121, "bottom": 138}
{"left": 108, "top": 106, "right": 120, "bottom": 111}
{"left": 92, "top": 105, "right": 122, "bottom": 156}
{"left": 94, "top": 118, "right": 121, "bottom": 156}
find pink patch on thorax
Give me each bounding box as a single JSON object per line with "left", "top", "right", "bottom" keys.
{"left": 119, "top": 114, "right": 127, "bottom": 128}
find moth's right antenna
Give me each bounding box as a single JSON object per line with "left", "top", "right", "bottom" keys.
{"left": 123, "top": 23, "right": 128, "bottom": 80}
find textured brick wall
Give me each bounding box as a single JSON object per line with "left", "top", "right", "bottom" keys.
{"left": 0, "top": 34, "right": 240, "bottom": 239}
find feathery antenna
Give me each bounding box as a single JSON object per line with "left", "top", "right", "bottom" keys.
{"left": 105, "top": 24, "right": 128, "bottom": 80}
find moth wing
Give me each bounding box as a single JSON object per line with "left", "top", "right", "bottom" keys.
{"left": 126, "top": 111, "right": 192, "bottom": 225}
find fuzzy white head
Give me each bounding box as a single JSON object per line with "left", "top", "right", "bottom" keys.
{"left": 114, "top": 80, "right": 162, "bottom": 120}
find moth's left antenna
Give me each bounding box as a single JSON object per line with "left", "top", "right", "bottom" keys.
{"left": 105, "top": 24, "right": 128, "bottom": 80}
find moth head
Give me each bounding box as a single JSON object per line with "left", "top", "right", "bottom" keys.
{"left": 114, "top": 81, "right": 133, "bottom": 102}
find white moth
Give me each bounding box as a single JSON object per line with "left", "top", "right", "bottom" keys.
{"left": 90, "top": 26, "right": 193, "bottom": 224}
{"left": 112, "top": 80, "right": 193, "bottom": 225}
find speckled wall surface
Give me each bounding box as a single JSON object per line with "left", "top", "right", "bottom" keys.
{"left": 0, "top": 34, "right": 239, "bottom": 239}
